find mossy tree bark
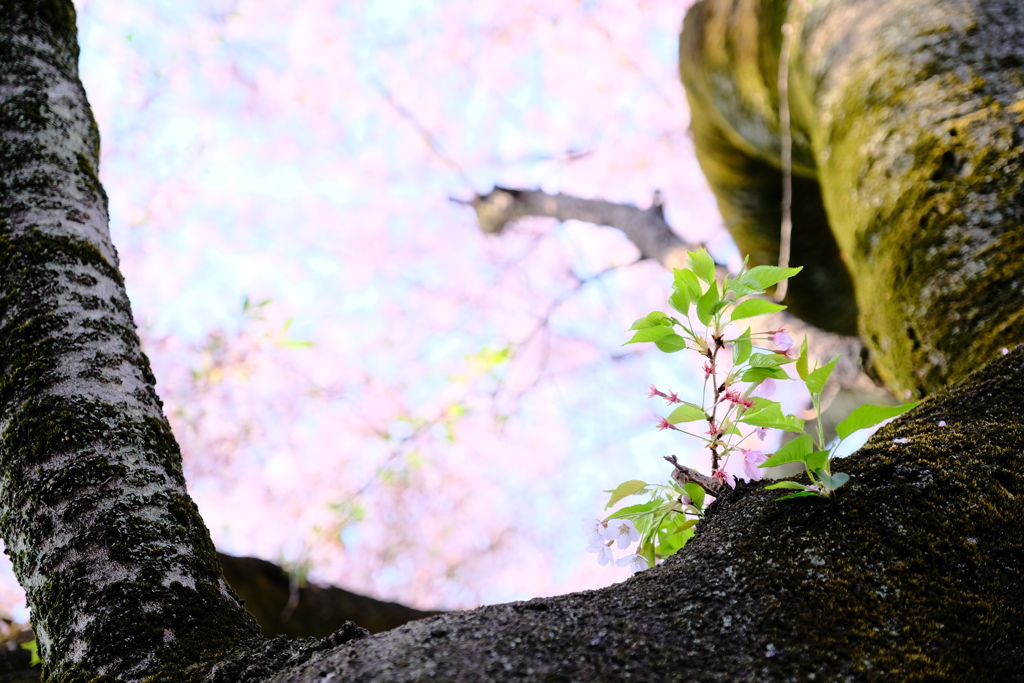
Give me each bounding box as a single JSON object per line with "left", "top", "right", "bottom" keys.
{"left": 2, "top": 0, "right": 1024, "bottom": 681}
{"left": 681, "top": 0, "right": 1024, "bottom": 397}
{"left": 0, "top": 1, "right": 263, "bottom": 680}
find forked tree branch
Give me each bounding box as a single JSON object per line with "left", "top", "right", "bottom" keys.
{"left": 454, "top": 186, "right": 886, "bottom": 398}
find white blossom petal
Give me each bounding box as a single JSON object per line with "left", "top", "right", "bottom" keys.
{"left": 603, "top": 519, "right": 640, "bottom": 549}
{"left": 615, "top": 553, "right": 649, "bottom": 575}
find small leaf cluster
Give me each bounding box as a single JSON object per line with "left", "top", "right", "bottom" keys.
{"left": 601, "top": 479, "right": 707, "bottom": 565}
{"left": 590, "top": 250, "right": 919, "bottom": 570}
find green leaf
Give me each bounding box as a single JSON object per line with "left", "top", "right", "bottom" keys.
{"left": 661, "top": 525, "right": 696, "bottom": 554}
{"left": 741, "top": 403, "right": 804, "bottom": 432}
{"left": 796, "top": 335, "right": 809, "bottom": 380}
{"left": 628, "top": 311, "right": 670, "bottom": 331}
{"left": 745, "top": 265, "right": 803, "bottom": 290}
{"left": 759, "top": 434, "right": 814, "bottom": 467}
{"left": 732, "top": 327, "right": 752, "bottom": 365}
{"left": 805, "top": 354, "right": 841, "bottom": 394}
{"left": 654, "top": 334, "right": 688, "bottom": 353}
{"left": 726, "top": 276, "right": 764, "bottom": 296}
{"left": 21, "top": 641, "right": 40, "bottom": 667}
{"left": 623, "top": 326, "right": 675, "bottom": 345}
{"left": 695, "top": 281, "right": 720, "bottom": 326}
{"left": 749, "top": 353, "right": 786, "bottom": 368}
{"left": 764, "top": 481, "right": 808, "bottom": 490}
{"left": 740, "top": 366, "right": 790, "bottom": 383}
{"left": 667, "top": 403, "right": 707, "bottom": 424}
{"left": 816, "top": 470, "right": 851, "bottom": 490}
{"left": 673, "top": 268, "right": 702, "bottom": 299}
{"left": 668, "top": 518, "right": 699, "bottom": 534}
{"left": 640, "top": 540, "right": 656, "bottom": 567}
{"left": 804, "top": 450, "right": 829, "bottom": 471}
{"left": 730, "top": 298, "right": 787, "bottom": 321}
{"left": 681, "top": 482, "right": 705, "bottom": 510}
{"left": 749, "top": 396, "right": 777, "bottom": 411}
{"left": 606, "top": 500, "right": 661, "bottom": 519}
{"left": 605, "top": 480, "right": 649, "bottom": 509}
{"left": 777, "top": 491, "right": 821, "bottom": 501}
{"left": 835, "top": 402, "right": 921, "bottom": 439}
{"left": 687, "top": 248, "right": 717, "bottom": 284}
{"left": 669, "top": 290, "right": 690, "bottom": 316}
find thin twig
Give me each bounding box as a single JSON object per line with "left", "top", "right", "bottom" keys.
{"left": 774, "top": 22, "right": 796, "bottom": 303}
{"left": 665, "top": 455, "right": 727, "bottom": 497}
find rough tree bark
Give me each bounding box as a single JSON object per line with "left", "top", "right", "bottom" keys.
{"left": 2, "top": 0, "right": 1023, "bottom": 681}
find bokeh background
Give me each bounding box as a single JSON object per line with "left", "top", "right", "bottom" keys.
{"left": 0, "top": 0, "right": 763, "bottom": 619}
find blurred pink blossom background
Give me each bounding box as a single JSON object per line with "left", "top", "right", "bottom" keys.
{"left": 0, "top": 0, "right": 752, "bottom": 620}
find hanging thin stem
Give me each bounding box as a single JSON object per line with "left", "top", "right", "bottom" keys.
{"left": 775, "top": 21, "right": 796, "bottom": 303}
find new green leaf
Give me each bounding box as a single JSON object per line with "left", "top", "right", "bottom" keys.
{"left": 605, "top": 480, "right": 649, "bottom": 509}
{"left": 732, "top": 327, "right": 752, "bottom": 365}
{"left": 696, "top": 281, "right": 720, "bottom": 326}
{"left": 654, "top": 334, "right": 688, "bottom": 353}
{"left": 669, "top": 290, "right": 690, "bottom": 316}
{"left": 816, "top": 470, "right": 851, "bottom": 491}
{"left": 777, "top": 491, "right": 821, "bottom": 501}
{"left": 759, "top": 434, "right": 813, "bottom": 467}
{"left": 673, "top": 268, "right": 702, "bottom": 299}
{"left": 628, "top": 311, "right": 670, "bottom": 331}
{"left": 741, "top": 402, "right": 804, "bottom": 432}
{"left": 805, "top": 354, "right": 841, "bottom": 394}
{"left": 667, "top": 403, "right": 707, "bottom": 423}
{"left": 730, "top": 298, "right": 787, "bottom": 321}
{"left": 744, "top": 265, "right": 803, "bottom": 289}
{"left": 606, "top": 500, "right": 661, "bottom": 519}
{"left": 835, "top": 402, "right": 921, "bottom": 439}
{"left": 687, "top": 248, "right": 717, "bottom": 284}
{"left": 796, "top": 335, "right": 809, "bottom": 380}
{"left": 741, "top": 366, "right": 790, "bottom": 383}
{"left": 804, "top": 450, "right": 829, "bottom": 472}
{"left": 681, "top": 482, "right": 705, "bottom": 510}
{"left": 623, "top": 326, "right": 675, "bottom": 345}
{"left": 765, "top": 481, "right": 808, "bottom": 490}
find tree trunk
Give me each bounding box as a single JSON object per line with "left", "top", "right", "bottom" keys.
{"left": 2, "top": 0, "right": 1024, "bottom": 681}
{"left": 0, "top": 1, "right": 264, "bottom": 679}
{"left": 681, "top": 0, "right": 1024, "bottom": 397}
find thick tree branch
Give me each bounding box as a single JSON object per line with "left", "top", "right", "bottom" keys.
{"left": 455, "top": 187, "right": 885, "bottom": 399}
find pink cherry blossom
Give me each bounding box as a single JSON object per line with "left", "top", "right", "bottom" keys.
{"left": 722, "top": 388, "right": 753, "bottom": 409}
{"left": 657, "top": 417, "right": 680, "bottom": 432}
{"left": 755, "top": 426, "right": 769, "bottom": 441}
{"left": 741, "top": 449, "right": 768, "bottom": 481}
{"left": 712, "top": 469, "right": 736, "bottom": 489}
{"left": 772, "top": 329, "right": 794, "bottom": 352}
{"left": 755, "top": 378, "right": 776, "bottom": 399}
{"left": 648, "top": 384, "right": 668, "bottom": 400}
